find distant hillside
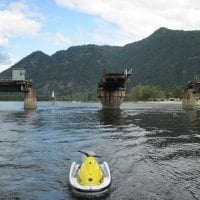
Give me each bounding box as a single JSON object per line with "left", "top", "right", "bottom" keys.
{"left": 1, "top": 27, "right": 200, "bottom": 99}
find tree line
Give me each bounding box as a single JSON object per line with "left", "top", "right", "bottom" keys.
{"left": 58, "top": 84, "right": 185, "bottom": 101}
{"left": 127, "top": 84, "right": 183, "bottom": 101}
{"left": 0, "top": 84, "right": 188, "bottom": 102}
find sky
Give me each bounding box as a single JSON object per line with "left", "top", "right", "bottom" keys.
{"left": 0, "top": 0, "right": 200, "bottom": 72}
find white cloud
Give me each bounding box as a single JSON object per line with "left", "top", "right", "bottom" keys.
{"left": 0, "top": 34, "right": 11, "bottom": 70}
{"left": 0, "top": 1, "right": 42, "bottom": 72}
{"left": 0, "top": 48, "right": 10, "bottom": 64}
{"left": 55, "top": 0, "right": 200, "bottom": 44}
{"left": 0, "top": 34, "right": 8, "bottom": 47}
{"left": 0, "top": 1, "right": 42, "bottom": 37}
{"left": 53, "top": 33, "right": 71, "bottom": 46}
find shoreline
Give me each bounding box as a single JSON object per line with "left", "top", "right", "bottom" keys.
{"left": 129, "top": 100, "right": 181, "bottom": 104}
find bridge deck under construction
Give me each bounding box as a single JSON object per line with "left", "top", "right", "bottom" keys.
{"left": 0, "top": 79, "right": 32, "bottom": 92}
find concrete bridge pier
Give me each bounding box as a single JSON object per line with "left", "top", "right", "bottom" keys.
{"left": 24, "top": 88, "right": 37, "bottom": 109}
{"left": 182, "top": 89, "right": 197, "bottom": 110}
{"left": 97, "top": 88, "right": 126, "bottom": 109}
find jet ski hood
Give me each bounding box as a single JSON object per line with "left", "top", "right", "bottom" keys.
{"left": 77, "top": 156, "right": 104, "bottom": 186}
{"left": 69, "top": 151, "right": 111, "bottom": 195}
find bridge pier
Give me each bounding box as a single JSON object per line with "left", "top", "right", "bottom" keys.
{"left": 24, "top": 88, "right": 37, "bottom": 110}
{"left": 97, "top": 88, "right": 126, "bottom": 109}
{"left": 97, "top": 70, "right": 131, "bottom": 109}
{"left": 182, "top": 89, "right": 197, "bottom": 110}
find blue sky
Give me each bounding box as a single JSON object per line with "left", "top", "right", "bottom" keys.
{"left": 0, "top": 0, "right": 200, "bottom": 72}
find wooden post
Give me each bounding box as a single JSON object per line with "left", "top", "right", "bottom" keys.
{"left": 24, "top": 88, "right": 37, "bottom": 109}
{"left": 182, "top": 89, "right": 197, "bottom": 110}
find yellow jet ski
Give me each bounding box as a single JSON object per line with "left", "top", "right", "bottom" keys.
{"left": 69, "top": 151, "right": 111, "bottom": 195}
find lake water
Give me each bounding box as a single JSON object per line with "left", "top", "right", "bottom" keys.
{"left": 0, "top": 101, "right": 200, "bottom": 200}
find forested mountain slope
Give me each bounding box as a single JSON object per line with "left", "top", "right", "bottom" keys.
{"left": 1, "top": 27, "right": 200, "bottom": 99}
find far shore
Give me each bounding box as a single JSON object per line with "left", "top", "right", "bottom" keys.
{"left": 137, "top": 100, "right": 181, "bottom": 104}
{"left": 130, "top": 99, "right": 181, "bottom": 104}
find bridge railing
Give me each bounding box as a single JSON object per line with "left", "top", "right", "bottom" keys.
{"left": 0, "top": 77, "right": 12, "bottom": 81}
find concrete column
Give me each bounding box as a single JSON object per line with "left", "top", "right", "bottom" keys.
{"left": 182, "top": 89, "right": 197, "bottom": 110}
{"left": 97, "top": 88, "right": 126, "bottom": 109}
{"left": 24, "top": 88, "right": 37, "bottom": 110}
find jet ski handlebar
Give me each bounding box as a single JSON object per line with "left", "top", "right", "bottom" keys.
{"left": 78, "top": 150, "right": 102, "bottom": 158}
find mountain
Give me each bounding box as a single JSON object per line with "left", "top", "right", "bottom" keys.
{"left": 1, "top": 27, "right": 200, "bottom": 99}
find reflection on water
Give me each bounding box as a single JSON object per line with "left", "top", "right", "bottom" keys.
{"left": 0, "top": 102, "right": 200, "bottom": 200}
{"left": 97, "top": 109, "right": 124, "bottom": 126}
{"left": 184, "top": 110, "right": 198, "bottom": 130}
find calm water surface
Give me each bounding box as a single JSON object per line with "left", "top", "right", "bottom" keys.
{"left": 0, "top": 101, "right": 200, "bottom": 200}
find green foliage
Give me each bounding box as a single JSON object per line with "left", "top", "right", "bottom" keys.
{"left": 130, "top": 84, "right": 165, "bottom": 101}
{"left": 171, "top": 86, "right": 183, "bottom": 98}
{"left": 129, "top": 84, "right": 183, "bottom": 101}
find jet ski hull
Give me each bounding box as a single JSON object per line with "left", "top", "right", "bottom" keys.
{"left": 69, "top": 161, "right": 111, "bottom": 193}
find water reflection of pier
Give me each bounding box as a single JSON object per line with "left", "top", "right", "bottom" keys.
{"left": 184, "top": 110, "right": 198, "bottom": 130}
{"left": 97, "top": 109, "right": 124, "bottom": 126}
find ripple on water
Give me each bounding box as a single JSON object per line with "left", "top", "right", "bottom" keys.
{"left": 0, "top": 102, "right": 200, "bottom": 200}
